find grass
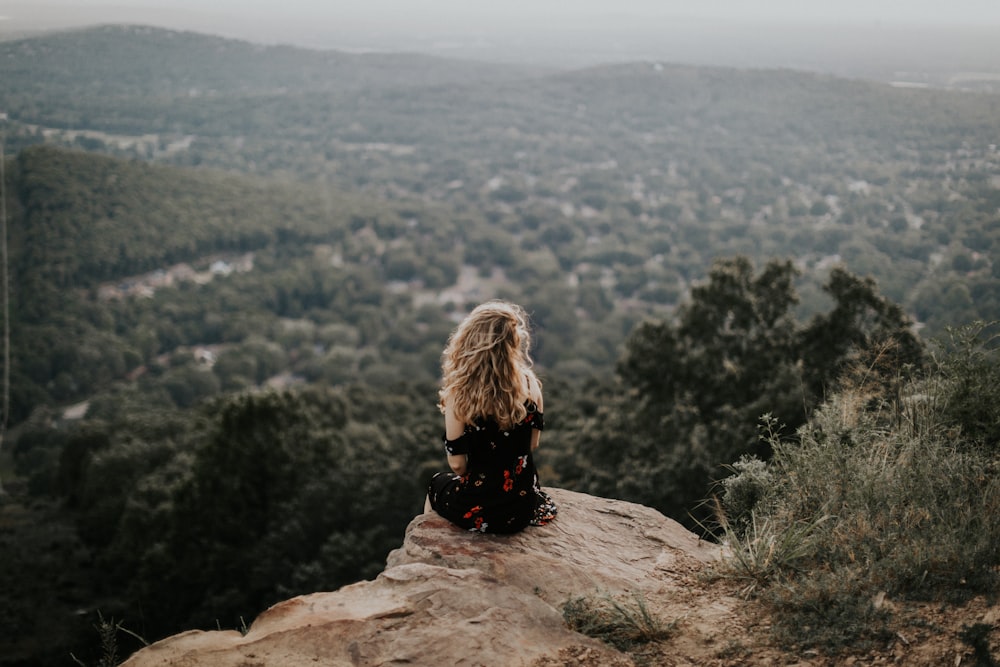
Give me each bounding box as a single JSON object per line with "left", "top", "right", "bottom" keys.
{"left": 562, "top": 592, "right": 677, "bottom": 655}
{"left": 710, "top": 322, "right": 1000, "bottom": 654}
{"left": 711, "top": 505, "right": 831, "bottom": 599}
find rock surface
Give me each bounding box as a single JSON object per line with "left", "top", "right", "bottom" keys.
{"left": 121, "top": 488, "right": 731, "bottom": 666}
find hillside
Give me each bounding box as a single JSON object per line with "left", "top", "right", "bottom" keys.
{"left": 0, "top": 24, "right": 545, "bottom": 99}
{"left": 6, "top": 145, "right": 517, "bottom": 424}
{"left": 9, "top": 145, "right": 358, "bottom": 289}
{"left": 1, "top": 26, "right": 997, "bottom": 343}
{"left": 1, "top": 25, "right": 998, "bottom": 667}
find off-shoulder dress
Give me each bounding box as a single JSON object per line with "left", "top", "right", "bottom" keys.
{"left": 427, "top": 403, "right": 557, "bottom": 534}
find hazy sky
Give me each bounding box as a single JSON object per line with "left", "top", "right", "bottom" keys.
{"left": 4, "top": 0, "right": 1000, "bottom": 76}
{"left": 7, "top": 0, "right": 1000, "bottom": 25}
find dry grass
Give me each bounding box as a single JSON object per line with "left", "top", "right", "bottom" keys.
{"left": 712, "top": 322, "right": 1000, "bottom": 654}
{"left": 563, "top": 592, "right": 678, "bottom": 655}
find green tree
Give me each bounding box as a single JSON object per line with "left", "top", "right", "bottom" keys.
{"left": 799, "top": 267, "right": 924, "bottom": 400}
{"left": 560, "top": 256, "right": 923, "bottom": 526}
{"left": 133, "top": 385, "right": 437, "bottom": 636}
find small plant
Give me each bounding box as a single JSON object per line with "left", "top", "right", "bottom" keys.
{"left": 712, "top": 508, "right": 831, "bottom": 599}
{"left": 719, "top": 451, "right": 776, "bottom": 539}
{"left": 562, "top": 592, "right": 676, "bottom": 653}
{"left": 70, "top": 612, "right": 148, "bottom": 667}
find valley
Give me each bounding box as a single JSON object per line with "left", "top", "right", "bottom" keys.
{"left": 0, "top": 24, "right": 997, "bottom": 667}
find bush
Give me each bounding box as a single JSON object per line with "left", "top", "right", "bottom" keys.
{"left": 711, "top": 322, "right": 1000, "bottom": 653}
{"left": 718, "top": 452, "right": 776, "bottom": 539}
{"left": 934, "top": 321, "right": 1000, "bottom": 450}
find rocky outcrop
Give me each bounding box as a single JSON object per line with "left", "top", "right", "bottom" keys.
{"left": 122, "top": 489, "right": 732, "bottom": 667}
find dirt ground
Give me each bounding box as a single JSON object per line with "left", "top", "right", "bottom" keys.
{"left": 534, "top": 546, "right": 998, "bottom": 667}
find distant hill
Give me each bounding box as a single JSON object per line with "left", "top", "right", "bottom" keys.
{"left": 2, "top": 27, "right": 999, "bottom": 421}
{"left": 2, "top": 26, "right": 993, "bottom": 158}
{"left": 2, "top": 144, "right": 483, "bottom": 423}
{"left": 8, "top": 144, "right": 361, "bottom": 292}
{"left": 3, "top": 28, "right": 997, "bottom": 329}
{"left": 0, "top": 24, "right": 546, "bottom": 106}
{"left": 4, "top": 4, "right": 1000, "bottom": 84}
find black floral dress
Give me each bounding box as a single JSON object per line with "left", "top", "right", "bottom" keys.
{"left": 427, "top": 403, "right": 558, "bottom": 534}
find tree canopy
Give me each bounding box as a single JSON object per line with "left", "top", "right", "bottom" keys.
{"left": 552, "top": 257, "right": 924, "bottom": 525}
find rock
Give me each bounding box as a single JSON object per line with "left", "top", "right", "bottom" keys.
{"left": 388, "top": 487, "right": 721, "bottom": 606}
{"left": 122, "top": 488, "right": 725, "bottom": 667}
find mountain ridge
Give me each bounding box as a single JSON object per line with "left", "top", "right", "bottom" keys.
{"left": 0, "top": 23, "right": 549, "bottom": 101}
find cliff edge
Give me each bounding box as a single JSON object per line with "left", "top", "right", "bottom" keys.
{"left": 121, "top": 488, "right": 742, "bottom": 666}
{"left": 119, "top": 487, "right": 999, "bottom": 665}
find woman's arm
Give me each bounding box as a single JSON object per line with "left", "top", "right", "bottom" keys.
{"left": 444, "top": 402, "right": 468, "bottom": 475}
{"left": 527, "top": 374, "right": 543, "bottom": 451}
{"left": 447, "top": 453, "right": 467, "bottom": 476}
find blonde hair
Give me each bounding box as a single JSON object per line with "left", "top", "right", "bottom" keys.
{"left": 439, "top": 300, "right": 540, "bottom": 430}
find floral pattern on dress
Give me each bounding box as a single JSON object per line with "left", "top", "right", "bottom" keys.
{"left": 427, "top": 403, "right": 557, "bottom": 534}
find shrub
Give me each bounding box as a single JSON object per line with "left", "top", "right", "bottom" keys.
{"left": 934, "top": 321, "right": 1000, "bottom": 450}
{"left": 718, "top": 452, "right": 776, "bottom": 539}
{"left": 713, "top": 509, "right": 831, "bottom": 599}
{"left": 712, "top": 322, "right": 1000, "bottom": 652}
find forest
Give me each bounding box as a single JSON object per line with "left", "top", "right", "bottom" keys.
{"left": 0, "top": 24, "right": 998, "bottom": 666}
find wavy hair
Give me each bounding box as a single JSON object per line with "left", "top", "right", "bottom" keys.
{"left": 439, "top": 300, "right": 540, "bottom": 430}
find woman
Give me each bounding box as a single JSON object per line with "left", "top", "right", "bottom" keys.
{"left": 425, "top": 300, "right": 557, "bottom": 533}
